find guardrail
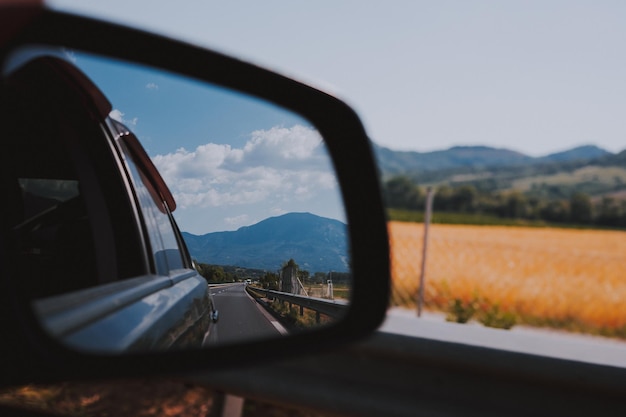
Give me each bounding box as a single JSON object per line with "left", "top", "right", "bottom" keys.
{"left": 246, "top": 286, "right": 348, "bottom": 323}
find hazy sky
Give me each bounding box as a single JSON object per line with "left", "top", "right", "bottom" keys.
{"left": 49, "top": 1, "right": 626, "bottom": 157}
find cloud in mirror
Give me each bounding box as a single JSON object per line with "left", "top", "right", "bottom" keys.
{"left": 152, "top": 124, "right": 339, "bottom": 233}
{"left": 5, "top": 46, "right": 350, "bottom": 354}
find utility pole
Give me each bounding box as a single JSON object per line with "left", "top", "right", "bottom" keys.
{"left": 418, "top": 186, "right": 434, "bottom": 317}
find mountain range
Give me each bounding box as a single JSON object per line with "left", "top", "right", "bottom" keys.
{"left": 373, "top": 143, "right": 614, "bottom": 175}
{"left": 374, "top": 142, "right": 626, "bottom": 202}
{"left": 182, "top": 212, "right": 349, "bottom": 273}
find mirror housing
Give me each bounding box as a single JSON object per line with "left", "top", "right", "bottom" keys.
{"left": 0, "top": 5, "right": 389, "bottom": 384}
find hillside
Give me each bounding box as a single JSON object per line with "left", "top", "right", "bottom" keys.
{"left": 537, "top": 145, "right": 611, "bottom": 163}
{"left": 374, "top": 144, "right": 531, "bottom": 174}
{"left": 374, "top": 143, "right": 613, "bottom": 176}
{"left": 375, "top": 143, "right": 626, "bottom": 198}
{"left": 182, "top": 212, "right": 349, "bottom": 273}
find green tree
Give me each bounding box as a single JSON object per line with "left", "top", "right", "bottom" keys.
{"left": 450, "top": 185, "right": 478, "bottom": 213}
{"left": 383, "top": 176, "right": 422, "bottom": 210}
{"left": 526, "top": 196, "right": 543, "bottom": 220}
{"left": 312, "top": 272, "right": 327, "bottom": 284}
{"left": 540, "top": 200, "right": 569, "bottom": 223}
{"left": 433, "top": 184, "right": 454, "bottom": 211}
{"left": 298, "top": 269, "right": 310, "bottom": 283}
{"left": 260, "top": 272, "right": 279, "bottom": 290}
{"left": 501, "top": 191, "right": 528, "bottom": 219}
{"left": 596, "top": 197, "right": 622, "bottom": 226}
{"left": 196, "top": 264, "right": 230, "bottom": 283}
{"left": 569, "top": 192, "right": 592, "bottom": 224}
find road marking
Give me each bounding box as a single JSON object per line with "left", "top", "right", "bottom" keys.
{"left": 270, "top": 320, "right": 288, "bottom": 335}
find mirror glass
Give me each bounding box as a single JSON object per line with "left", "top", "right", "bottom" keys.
{"left": 3, "top": 47, "right": 350, "bottom": 353}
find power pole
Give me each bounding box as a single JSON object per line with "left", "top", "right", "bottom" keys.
{"left": 418, "top": 186, "right": 434, "bottom": 317}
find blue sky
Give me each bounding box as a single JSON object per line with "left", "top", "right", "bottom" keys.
{"left": 50, "top": 1, "right": 626, "bottom": 156}
{"left": 64, "top": 51, "right": 345, "bottom": 235}
{"left": 71, "top": 52, "right": 307, "bottom": 155}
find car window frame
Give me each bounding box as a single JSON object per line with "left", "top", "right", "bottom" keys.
{"left": 107, "top": 119, "right": 190, "bottom": 276}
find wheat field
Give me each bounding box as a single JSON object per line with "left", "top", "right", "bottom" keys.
{"left": 389, "top": 221, "right": 626, "bottom": 332}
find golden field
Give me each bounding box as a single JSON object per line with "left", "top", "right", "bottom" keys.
{"left": 389, "top": 221, "right": 626, "bottom": 333}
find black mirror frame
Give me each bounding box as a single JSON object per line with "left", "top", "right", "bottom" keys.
{"left": 0, "top": 6, "right": 390, "bottom": 384}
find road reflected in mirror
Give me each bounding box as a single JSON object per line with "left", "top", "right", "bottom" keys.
{"left": 4, "top": 47, "right": 350, "bottom": 354}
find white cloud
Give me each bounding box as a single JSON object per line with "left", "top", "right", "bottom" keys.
{"left": 109, "top": 109, "right": 124, "bottom": 123}
{"left": 224, "top": 214, "right": 249, "bottom": 227}
{"left": 244, "top": 125, "right": 322, "bottom": 160}
{"left": 146, "top": 83, "right": 159, "bottom": 90}
{"left": 152, "top": 124, "right": 338, "bottom": 213}
{"left": 269, "top": 207, "right": 287, "bottom": 216}
{"left": 109, "top": 108, "right": 138, "bottom": 126}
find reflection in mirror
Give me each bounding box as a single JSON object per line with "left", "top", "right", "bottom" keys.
{"left": 3, "top": 47, "right": 350, "bottom": 353}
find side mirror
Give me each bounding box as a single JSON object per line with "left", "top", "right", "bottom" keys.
{"left": 0, "top": 5, "right": 389, "bottom": 384}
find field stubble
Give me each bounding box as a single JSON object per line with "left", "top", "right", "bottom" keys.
{"left": 389, "top": 221, "right": 626, "bottom": 336}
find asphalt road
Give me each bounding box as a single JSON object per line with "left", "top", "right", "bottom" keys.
{"left": 207, "top": 283, "right": 285, "bottom": 346}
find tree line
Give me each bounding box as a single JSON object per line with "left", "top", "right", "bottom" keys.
{"left": 383, "top": 175, "right": 626, "bottom": 227}
{"left": 194, "top": 263, "right": 236, "bottom": 283}
{"left": 195, "top": 259, "right": 350, "bottom": 288}
{"left": 258, "top": 259, "right": 350, "bottom": 290}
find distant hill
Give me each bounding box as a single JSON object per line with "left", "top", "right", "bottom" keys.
{"left": 182, "top": 212, "right": 349, "bottom": 273}
{"left": 537, "top": 145, "right": 611, "bottom": 163}
{"left": 373, "top": 143, "right": 613, "bottom": 176}
{"left": 375, "top": 142, "right": 626, "bottom": 201}
{"left": 374, "top": 144, "right": 531, "bottom": 174}
{"left": 598, "top": 149, "right": 626, "bottom": 166}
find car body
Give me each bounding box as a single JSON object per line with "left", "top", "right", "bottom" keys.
{"left": 2, "top": 47, "right": 218, "bottom": 353}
